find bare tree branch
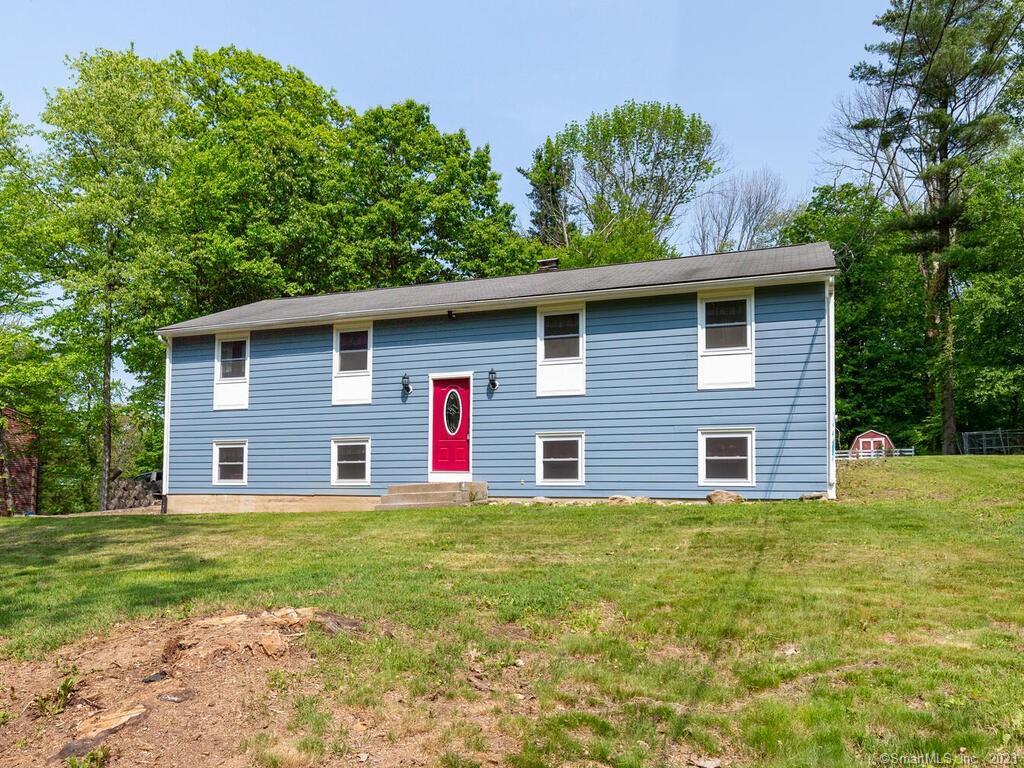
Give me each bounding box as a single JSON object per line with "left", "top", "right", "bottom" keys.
{"left": 688, "top": 168, "right": 789, "bottom": 254}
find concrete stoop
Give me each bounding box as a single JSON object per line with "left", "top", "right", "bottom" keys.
{"left": 377, "top": 481, "right": 488, "bottom": 510}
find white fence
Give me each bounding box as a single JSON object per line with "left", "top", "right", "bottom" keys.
{"left": 836, "top": 447, "right": 916, "bottom": 461}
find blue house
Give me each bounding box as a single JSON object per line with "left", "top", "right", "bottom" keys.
{"left": 157, "top": 243, "right": 837, "bottom": 511}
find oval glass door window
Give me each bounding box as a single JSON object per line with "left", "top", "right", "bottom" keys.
{"left": 444, "top": 390, "right": 462, "bottom": 435}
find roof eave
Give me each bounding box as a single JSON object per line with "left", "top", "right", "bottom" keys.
{"left": 155, "top": 267, "right": 837, "bottom": 339}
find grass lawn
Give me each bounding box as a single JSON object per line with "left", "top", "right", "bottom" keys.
{"left": 2, "top": 456, "right": 1024, "bottom": 766}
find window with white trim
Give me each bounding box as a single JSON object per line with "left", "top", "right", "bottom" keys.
{"left": 218, "top": 338, "right": 248, "bottom": 378}
{"left": 213, "top": 440, "right": 247, "bottom": 485}
{"left": 333, "top": 323, "right": 372, "bottom": 405}
{"left": 698, "top": 429, "right": 755, "bottom": 486}
{"left": 704, "top": 298, "right": 749, "bottom": 350}
{"left": 697, "top": 292, "right": 754, "bottom": 389}
{"left": 536, "top": 432, "right": 584, "bottom": 486}
{"left": 332, "top": 437, "right": 370, "bottom": 485}
{"left": 536, "top": 306, "right": 586, "bottom": 396}
{"left": 337, "top": 329, "right": 369, "bottom": 372}
{"left": 213, "top": 333, "right": 250, "bottom": 410}
{"left": 542, "top": 312, "right": 581, "bottom": 360}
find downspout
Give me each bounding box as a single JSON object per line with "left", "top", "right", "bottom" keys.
{"left": 161, "top": 336, "right": 172, "bottom": 513}
{"left": 826, "top": 276, "right": 837, "bottom": 499}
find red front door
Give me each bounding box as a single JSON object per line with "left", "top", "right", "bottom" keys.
{"left": 432, "top": 377, "right": 471, "bottom": 473}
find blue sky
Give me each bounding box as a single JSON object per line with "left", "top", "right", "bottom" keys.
{"left": 2, "top": 0, "right": 884, "bottom": 239}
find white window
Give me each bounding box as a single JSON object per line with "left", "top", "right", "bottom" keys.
{"left": 536, "top": 306, "right": 586, "bottom": 396}
{"left": 698, "top": 292, "right": 754, "bottom": 389}
{"left": 704, "top": 298, "right": 749, "bottom": 350}
{"left": 698, "top": 429, "right": 755, "bottom": 486}
{"left": 331, "top": 437, "right": 371, "bottom": 486}
{"left": 214, "top": 332, "right": 250, "bottom": 410}
{"left": 536, "top": 432, "right": 585, "bottom": 486}
{"left": 333, "top": 323, "right": 372, "bottom": 405}
{"left": 212, "top": 440, "right": 247, "bottom": 486}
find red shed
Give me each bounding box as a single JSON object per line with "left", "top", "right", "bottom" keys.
{"left": 0, "top": 408, "right": 40, "bottom": 515}
{"left": 850, "top": 429, "right": 894, "bottom": 458}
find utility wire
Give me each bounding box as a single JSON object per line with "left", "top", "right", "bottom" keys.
{"left": 873, "top": 0, "right": 961, "bottom": 206}
{"left": 868, "top": 0, "right": 915, "bottom": 188}
{"left": 950, "top": 9, "right": 1024, "bottom": 122}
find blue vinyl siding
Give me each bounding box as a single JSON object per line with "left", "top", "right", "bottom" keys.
{"left": 168, "top": 282, "right": 828, "bottom": 499}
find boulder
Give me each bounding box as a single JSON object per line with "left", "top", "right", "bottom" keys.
{"left": 706, "top": 490, "right": 744, "bottom": 505}
{"left": 608, "top": 495, "right": 634, "bottom": 504}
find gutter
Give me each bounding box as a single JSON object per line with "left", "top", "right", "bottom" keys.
{"left": 155, "top": 267, "right": 837, "bottom": 339}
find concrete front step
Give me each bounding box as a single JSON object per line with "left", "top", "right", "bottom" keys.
{"left": 385, "top": 481, "right": 487, "bottom": 496}
{"left": 379, "top": 481, "right": 488, "bottom": 510}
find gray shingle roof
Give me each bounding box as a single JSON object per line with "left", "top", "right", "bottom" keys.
{"left": 157, "top": 242, "right": 834, "bottom": 337}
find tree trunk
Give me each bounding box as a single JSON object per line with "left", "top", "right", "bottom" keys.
{"left": 0, "top": 424, "right": 15, "bottom": 517}
{"left": 941, "top": 301, "right": 958, "bottom": 454}
{"left": 935, "top": 119, "right": 958, "bottom": 455}
{"left": 99, "top": 302, "right": 113, "bottom": 511}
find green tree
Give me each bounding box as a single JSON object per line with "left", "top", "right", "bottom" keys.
{"left": 558, "top": 211, "right": 673, "bottom": 269}
{"left": 0, "top": 96, "right": 45, "bottom": 515}
{"left": 835, "top": 0, "right": 1024, "bottom": 451}
{"left": 155, "top": 50, "right": 530, "bottom": 310}
{"left": 41, "top": 48, "right": 180, "bottom": 509}
{"left": 120, "top": 46, "right": 354, "bottom": 428}
{"left": 36, "top": 47, "right": 536, "bottom": 499}
{"left": 159, "top": 46, "right": 352, "bottom": 308}
{"left": 125, "top": 50, "right": 532, "bottom": 419}
{"left": 0, "top": 96, "right": 45, "bottom": 331}
{"left": 18, "top": 47, "right": 540, "bottom": 507}
{"left": 517, "top": 137, "right": 577, "bottom": 247}
{"left": 953, "top": 147, "right": 1024, "bottom": 430}
{"left": 521, "top": 100, "right": 720, "bottom": 265}
{"left": 335, "top": 99, "right": 533, "bottom": 288}
{"left": 781, "top": 184, "right": 928, "bottom": 448}
{"left": 0, "top": 94, "right": 99, "bottom": 514}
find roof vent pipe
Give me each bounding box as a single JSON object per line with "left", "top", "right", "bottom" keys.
{"left": 536, "top": 257, "right": 560, "bottom": 273}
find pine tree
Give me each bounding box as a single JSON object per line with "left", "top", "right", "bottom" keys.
{"left": 845, "top": 0, "right": 1024, "bottom": 452}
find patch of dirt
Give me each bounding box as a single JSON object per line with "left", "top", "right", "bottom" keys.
{"left": 665, "top": 741, "right": 739, "bottom": 767}
{"left": 0, "top": 609, "right": 553, "bottom": 767}
{"left": 488, "top": 623, "right": 534, "bottom": 643}
{"left": 647, "top": 642, "right": 711, "bottom": 666}
{"left": 902, "top": 628, "right": 976, "bottom": 650}
{"left": 990, "top": 620, "right": 1024, "bottom": 638}
{"left": 571, "top": 600, "right": 622, "bottom": 633}
{"left": 0, "top": 608, "right": 338, "bottom": 767}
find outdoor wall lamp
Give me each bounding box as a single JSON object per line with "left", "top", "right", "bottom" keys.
{"left": 401, "top": 373, "right": 413, "bottom": 395}
{"left": 488, "top": 368, "right": 499, "bottom": 391}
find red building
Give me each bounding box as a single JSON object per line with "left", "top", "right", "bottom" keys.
{"left": 0, "top": 408, "right": 40, "bottom": 515}
{"left": 850, "top": 429, "right": 895, "bottom": 458}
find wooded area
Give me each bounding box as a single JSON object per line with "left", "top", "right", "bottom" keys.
{"left": 2, "top": 0, "right": 1023, "bottom": 513}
